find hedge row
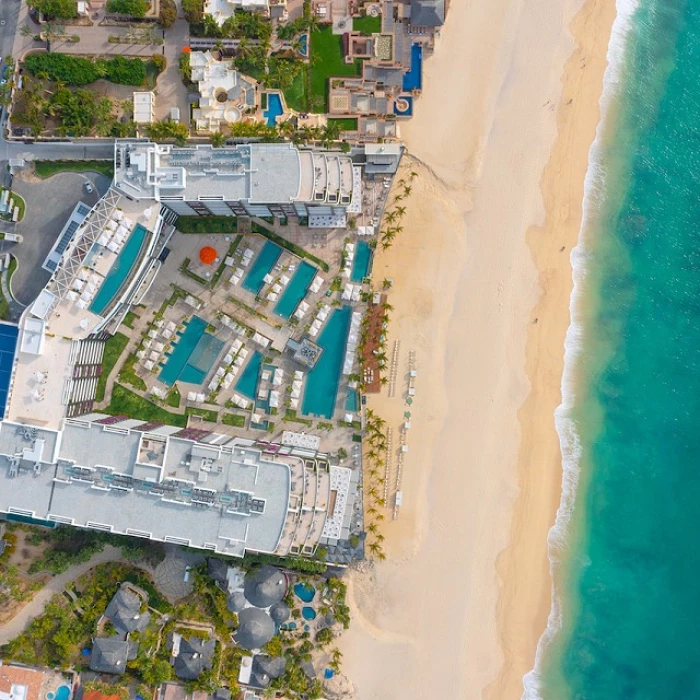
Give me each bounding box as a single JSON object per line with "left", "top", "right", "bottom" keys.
{"left": 24, "top": 53, "right": 147, "bottom": 86}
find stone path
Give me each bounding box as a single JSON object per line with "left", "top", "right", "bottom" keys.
{"left": 0, "top": 545, "right": 124, "bottom": 646}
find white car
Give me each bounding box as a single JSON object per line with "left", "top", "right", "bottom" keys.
{"left": 84, "top": 182, "right": 94, "bottom": 194}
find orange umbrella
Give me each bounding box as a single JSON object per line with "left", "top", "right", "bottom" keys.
{"left": 199, "top": 246, "right": 217, "bottom": 264}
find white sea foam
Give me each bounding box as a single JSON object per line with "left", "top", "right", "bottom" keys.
{"left": 521, "top": 0, "right": 641, "bottom": 696}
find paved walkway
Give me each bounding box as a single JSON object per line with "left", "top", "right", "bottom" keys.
{"left": 0, "top": 545, "right": 124, "bottom": 646}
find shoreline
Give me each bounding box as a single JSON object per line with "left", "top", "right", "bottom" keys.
{"left": 489, "top": 0, "right": 618, "bottom": 696}
{"left": 338, "top": 0, "right": 617, "bottom": 697}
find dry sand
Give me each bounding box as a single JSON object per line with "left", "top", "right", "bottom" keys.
{"left": 337, "top": 0, "right": 616, "bottom": 697}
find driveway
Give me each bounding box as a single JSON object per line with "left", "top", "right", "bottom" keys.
{"left": 8, "top": 170, "right": 111, "bottom": 306}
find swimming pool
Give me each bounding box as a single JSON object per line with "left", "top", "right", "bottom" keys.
{"left": 350, "top": 240, "right": 372, "bottom": 282}
{"left": 243, "top": 241, "right": 282, "bottom": 295}
{"left": 294, "top": 582, "right": 316, "bottom": 602}
{"left": 298, "top": 33, "right": 309, "bottom": 56}
{"left": 0, "top": 323, "right": 18, "bottom": 418}
{"left": 302, "top": 606, "right": 317, "bottom": 620}
{"left": 302, "top": 306, "right": 352, "bottom": 419}
{"left": 402, "top": 43, "right": 423, "bottom": 91}
{"left": 55, "top": 686, "right": 71, "bottom": 700}
{"left": 345, "top": 389, "right": 359, "bottom": 412}
{"left": 90, "top": 224, "right": 148, "bottom": 316}
{"left": 159, "top": 316, "right": 223, "bottom": 387}
{"left": 274, "top": 261, "right": 317, "bottom": 318}
{"left": 264, "top": 93, "right": 284, "bottom": 127}
{"left": 235, "top": 350, "right": 263, "bottom": 400}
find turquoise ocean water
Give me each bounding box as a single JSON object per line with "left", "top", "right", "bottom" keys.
{"left": 525, "top": 0, "right": 700, "bottom": 697}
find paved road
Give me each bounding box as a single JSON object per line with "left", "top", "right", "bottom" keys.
{"left": 0, "top": 0, "right": 21, "bottom": 62}
{"left": 0, "top": 545, "right": 124, "bottom": 645}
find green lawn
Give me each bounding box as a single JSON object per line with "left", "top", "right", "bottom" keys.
{"left": 186, "top": 407, "right": 219, "bottom": 423}
{"left": 96, "top": 332, "right": 129, "bottom": 402}
{"left": 309, "top": 26, "right": 363, "bottom": 112}
{"left": 34, "top": 160, "right": 115, "bottom": 179}
{"left": 105, "top": 384, "right": 187, "bottom": 427}
{"left": 165, "top": 385, "right": 181, "bottom": 408}
{"left": 222, "top": 412, "right": 246, "bottom": 428}
{"left": 283, "top": 70, "right": 308, "bottom": 112}
{"left": 122, "top": 310, "right": 140, "bottom": 329}
{"left": 0, "top": 188, "right": 26, "bottom": 222}
{"left": 328, "top": 117, "right": 358, "bottom": 132}
{"left": 353, "top": 14, "right": 382, "bottom": 34}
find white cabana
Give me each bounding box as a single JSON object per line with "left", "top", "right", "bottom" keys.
{"left": 280, "top": 275, "right": 290, "bottom": 286}
{"left": 166, "top": 321, "right": 176, "bottom": 332}
{"left": 187, "top": 391, "right": 197, "bottom": 401}
{"left": 269, "top": 391, "right": 280, "bottom": 408}
{"left": 66, "top": 290, "right": 78, "bottom": 301}
{"left": 196, "top": 393, "right": 205, "bottom": 403}
{"left": 234, "top": 356, "right": 245, "bottom": 366}
{"left": 264, "top": 273, "right": 274, "bottom": 285}
{"left": 144, "top": 360, "right": 155, "bottom": 370}
{"left": 149, "top": 350, "right": 160, "bottom": 361}
{"left": 290, "top": 398, "right": 299, "bottom": 409}
{"left": 216, "top": 367, "right": 226, "bottom": 377}
{"left": 153, "top": 342, "right": 165, "bottom": 353}
{"left": 148, "top": 329, "right": 158, "bottom": 339}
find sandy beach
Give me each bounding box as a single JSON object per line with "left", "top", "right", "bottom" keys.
{"left": 338, "top": 0, "right": 616, "bottom": 697}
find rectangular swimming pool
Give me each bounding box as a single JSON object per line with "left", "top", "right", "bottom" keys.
{"left": 302, "top": 305, "right": 352, "bottom": 419}
{"left": 90, "top": 224, "right": 148, "bottom": 317}
{"left": 236, "top": 350, "right": 263, "bottom": 400}
{"left": 402, "top": 43, "right": 423, "bottom": 92}
{"left": 159, "top": 316, "right": 224, "bottom": 387}
{"left": 243, "top": 241, "right": 282, "bottom": 295}
{"left": 350, "top": 240, "right": 372, "bottom": 282}
{"left": 0, "top": 322, "right": 18, "bottom": 417}
{"left": 264, "top": 92, "right": 284, "bottom": 127}
{"left": 274, "top": 262, "right": 317, "bottom": 318}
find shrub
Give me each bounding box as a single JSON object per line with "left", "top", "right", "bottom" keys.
{"left": 151, "top": 53, "right": 167, "bottom": 73}
{"left": 25, "top": 53, "right": 99, "bottom": 85}
{"left": 182, "top": 0, "right": 203, "bottom": 24}
{"left": 24, "top": 53, "right": 147, "bottom": 86}
{"left": 107, "top": 0, "right": 149, "bottom": 15}
{"left": 101, "top": 55, "right": 147, "bottom": 85}
{"left": 159, "top": 0, "right": 177, "bottom": 27}
{"left": 28, "top": 0, "right": 77, "bottom": 19}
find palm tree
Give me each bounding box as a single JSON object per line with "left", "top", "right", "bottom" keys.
{"left": 380, "top": 376, "right": 388, "bottom": 387}
{"left": 395, "top": 205, "right": 406, "bottom": 217}
{"left": 409, "top": 169, "right": 418, "bottom": 180}
{"left": 211, "top": 131, "right": 226, "bottom": 147}
{"left": 367, "top": 522, "right": 379, "bottom": 534}
{"left": 368, "top": 542, "right": 382, "bottom": 557}
{"left": 403, "top": 185, "right": 412, "bottom": 196}
{"left": 385, "top": 210, "right": 397, "bottom": 224}
{"left": 20, "top": 24, "right": 34, "bottom": 38}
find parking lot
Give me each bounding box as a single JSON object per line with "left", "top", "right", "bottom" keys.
{"left": 7, "top": 170, "right": 111, "bottom": 306}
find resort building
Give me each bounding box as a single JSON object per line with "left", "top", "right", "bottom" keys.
{"left": 113, "top": 140, "right": 357, "bottom": 222}
{"left": 0, "top": 664, "right": 73, "bottom": 700}
{"left": 190, "top": 51, "right": 258, "bottom": 132}
{"left": 203, "top": 0, "right": 269, "bottom": 25}
{"left": 0, "top": 415, "right": 357, "bottom": 559}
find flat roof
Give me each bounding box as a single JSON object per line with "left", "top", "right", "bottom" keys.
{"left": 112, "top": 141, "right": 347, "bottom": 207}
{"left": 133, "top": 92, "right": 154, "bottom": 124}
{"left": 0, "top": 419, "right": 294, "bottom": 555}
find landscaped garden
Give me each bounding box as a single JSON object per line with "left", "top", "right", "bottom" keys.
{"left": 309, "top": 27, "right": 362, "bottom": 112}
{"left": 12, "top": 55, "right": 165, "bottom": 137}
